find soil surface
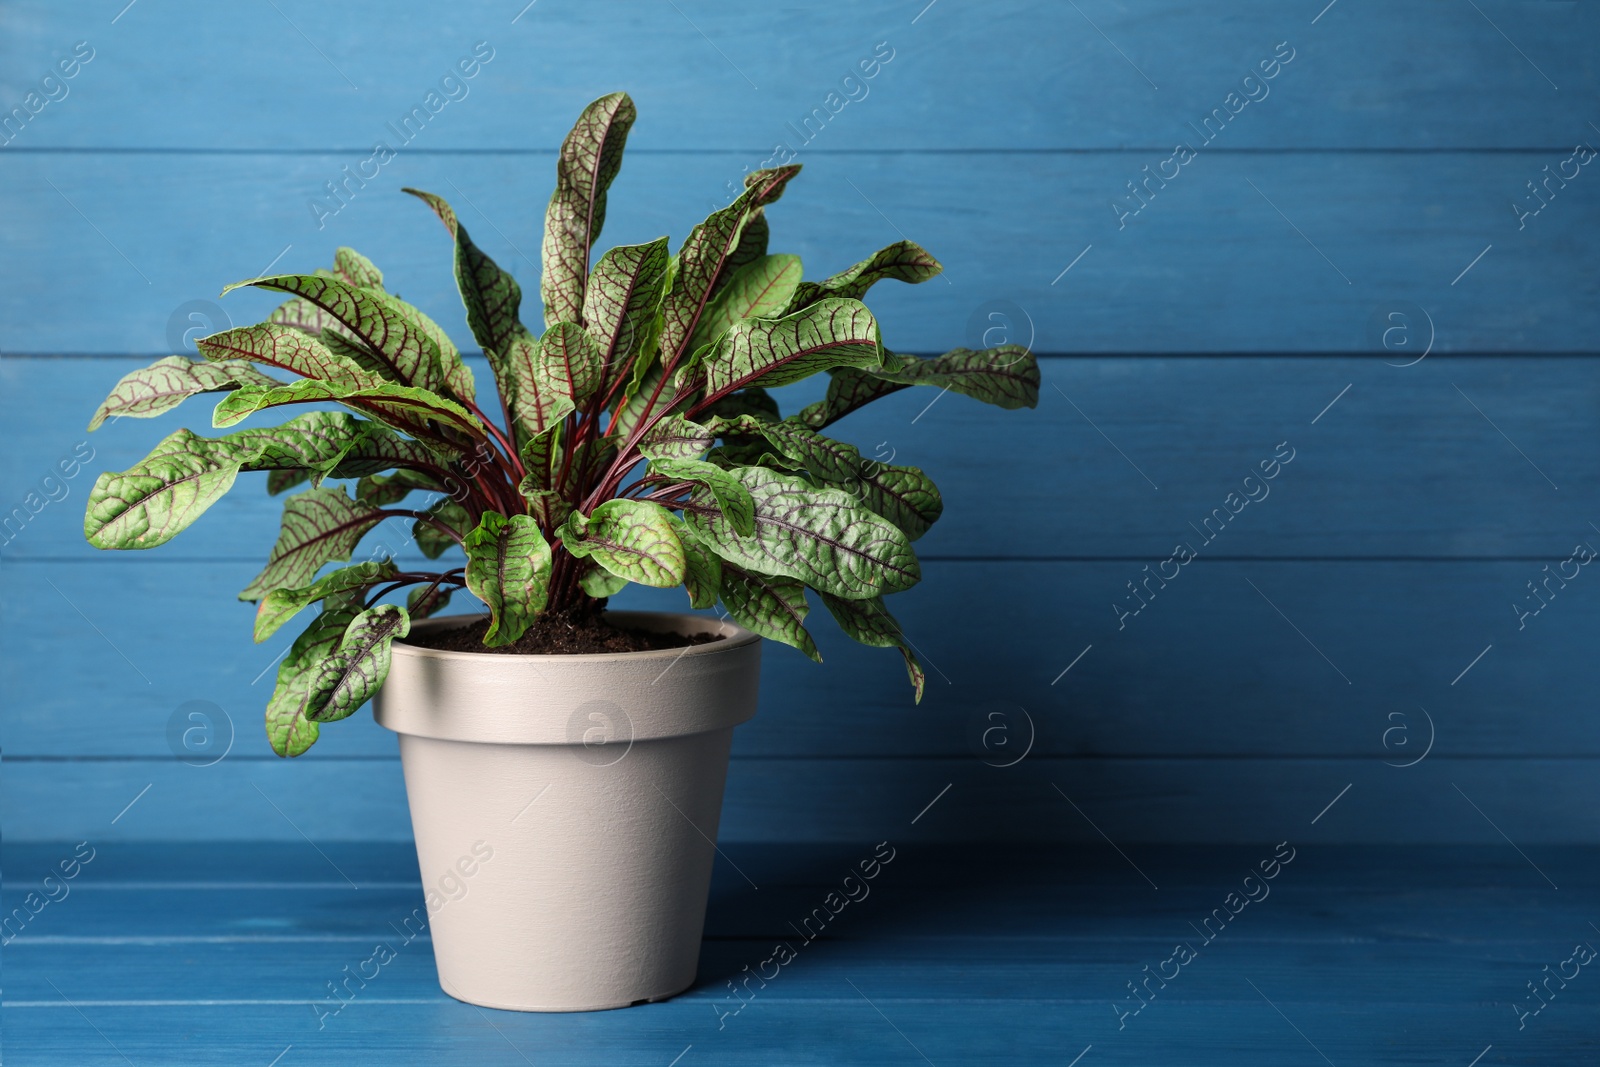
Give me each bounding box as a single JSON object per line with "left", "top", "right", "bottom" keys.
{"left": 404, "top": 610, "right": 724, "bottom": 656}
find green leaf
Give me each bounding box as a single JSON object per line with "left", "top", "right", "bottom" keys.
{"left": 579, "top": 566, "right": 629, "bottom": 599}
{"left": 228, "top": 411, "right": 366, "bottom": 470}
{"left": 332, "top": 247, "right": 385, "bottom": 289}
{"left": 355, "top": 468, "right": 441, "bottom": 507}
{"left": 404, "top": 190, "right": 520, "bottom": 354}
{"left": 680, "top": 466, "right": 920, "bottom": 600}
{"left": 649, "top": 457, "right": 755, "bottom": 536}
{"left": 691, "top": 254, "right": 803, "bottom": 350}
{"left": 403, "top": 189, "right": 559, "bottom": 443}
{"left": 790, "top": 344, "right": 1042, "bottom": 430}
{"left": 407, "top": 582, "right": 455, "bottom": 619}
{"left": 541, "top": 92, "right": 637, "bottom": 326}
{"left": 873, "top": 346, "right": 1040, "bottom": 410}
{"left": 791, "top": 366, "right": 906, "bottom": 430}
{"left": 658, "top": 165, "right": 802, "bottom": 365}
{"left": 718, "top": 564, "right": 819, "bottom": 661}
{"left": 498, "top": 330, "right": 577, "bottom": 440}
{"left": 254, "top": 560, "right": 397, "bottom": 642}
{"left": 214, "top": 378, "right": 484, "bottom": 452}
{"left": 584, "top": 236, "right": 670, "bottom": 382}
{"left": 819, "top": 593, "right": 925, "bottom": 701}
{"left": 84, "top": 430, "right": 250, "bottom": 549}
{"left": 559, "top": 499, "right": 685, "bottom": 588}
{"left": 304, "top": 604, "right": 411, "bottom": 724}
{"left": 702, "top": 387, "right": 780, "bottom": 423}
{"left": 268, "top": 469, "right": 310, "bottom": 495}
{"left": 239, "top": 486, "right": 384, "bottom": 602}
{"left": 708, "top": 212, "right": 769, "bottom": 300}
{"left": 637, "top": 414, "right": 716, "bottom": 461}
{"left": 88, "top": 356, "right": 281, "bottom": 430}
{"left": 707, "top": 417, "right": 942, "bottom": 539}
{"left": 197, "top": 323, "right": 376, "bottom": 387}
{"left": 415, "top": 498, "right": 469, "bottom": 559}
{"left": 463, "top": 512, "right": 553, "bottom": 646}
{"left": 223, "top": 274, "right": 459, "bottom": 398}
{"left": 265, "top": 598, "right": 363, "bottom": 756}
{"left": 675, "top": 522, "right": 722, "bottom": 609}
{"left": 787, "top": 240, "right": 942, "bottom": 309}
{"left": 609, "top": 361, "right": 683, "bottom": 442}
{"left": 696, "top": 298, "right": 881, "bottom": 408}
{"left": 538, "top": 321, "right": 604, "bottom": 405}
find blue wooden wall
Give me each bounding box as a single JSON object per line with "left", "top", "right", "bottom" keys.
{"left": 3, "top": 0, "right": 1598, "bottom": 845}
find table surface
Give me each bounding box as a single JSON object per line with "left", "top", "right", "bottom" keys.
{"left": 4, "top": 841, "right": 1595, "bottom": 1066}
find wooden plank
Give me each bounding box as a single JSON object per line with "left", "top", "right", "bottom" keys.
{"left": 5, "top": 753, "right": 1600, "bottom": 843}
{"left": 7, "top": 355, "right": 1600, "bottom": 562}
{"left": 4, "top": 1, "right": 1597, "bottom": 150}
{"left": 3, "top": 151, "right": 1597, "bottom": 354}
{"left": 5, "top": 1000, "right": 1595, "bottom": 1067}
{"left": 4, "top": 844, "right": 1597, "bottom": 1065}
{"left": 5, "top": 559, "right": 1597, "bottom": 759}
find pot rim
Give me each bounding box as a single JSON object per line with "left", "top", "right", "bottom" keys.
{"left": 393, "top": 610, "right": 760, "bottom": 664}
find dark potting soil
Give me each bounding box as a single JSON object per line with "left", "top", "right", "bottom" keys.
{"left": 404, "top": 610, "right": 724, "bottom": 656}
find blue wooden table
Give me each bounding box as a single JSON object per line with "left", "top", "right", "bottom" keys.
{"left": 6, "top": 841, "right": 1596, "bottom": 1065}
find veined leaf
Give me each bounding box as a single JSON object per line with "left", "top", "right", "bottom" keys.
{"left": 407, "top": 298, "right": 476, "bottom": 404}
{"left": 541, "top": 92, "right": 637, "bottom": 326}
{"left": 407, "top": 582, "right": 454, "bottom": 619}
{"left": 787, "top": 240, "right": 942, "bottom": 310}
{"left": 268, "top": 469, "right": 310, "bottom": 495}
{"left": 649, "top": 457, "right": 755, "bottom": 536}
{"left": 691, "top": 254, "right": 802, "bottom": 350}
{"left": 718, "top": 564, "right": 819, "bottom": 661}
{"left": 658, "top": 166, "right": 802, "bottom": 365}
{"left": 463, "top": 512, "right": 552, "bottom": 646}
{"left": 197, "top": 323, "right": 376, "bottom": 387}
{"left": 707, "top": 416, "right": 942, "bottom": 539}
{"left": 696, "top": 298, "right": 881, "bottom": 408}
{"left": 579, "top": 566, "right": 629, "bottom": 599}
{"left": 229, "top": 411, "right": 365, "bottom": 471}
{"left": 792, "top": 366, "right": 907, "bottom": 430}
{"left": 415, "top": 498, "right": 469, "bottom": 559}
{"left": 680, "top": 466, "right": 919, "bottom": 600}
{"left": 355, "top": 468, "right": 441, "bottom": 507}
{"left": 333, "top": 247, "right": 384, "bottom": 289}
{"left": 702, "top": 387, "right": 781, "bottom": 423}
{"left": 266, "top": 598, "right": 363, "bottom": 756}
{"left": 326, "top": 426, "right": 451, "bottom": 481}
{"left": 88, "top": 356, "right": 281, "bottom": 430}
{"left": 254, "top": 560, "right": 397, "bottom": 642}
{"left": 538, "top": 321, "right": 604, "bottom": 405}
{"left": 499, "top": 330, "right": 576, "bottom": 440}
{"left": 819, "top": 592, "right": 925, "bottom": 701}
{"left": 708, "top": 211, "right": 769, "bottom": 300}
{"left": 674, "top": 520, "right": 722, "bottom": 609}
{"left": 609, "top": 361, "right": 683, "bottom": 443}
{"left": 638, "top": 414, "right": 716, "bottom": 461}
{"left": 214, "top": 378, "right": 484, "bottom": 452}
{"left": 404, "top": 190, "right": 520, "bottom": 355}
{"left": 224, "top": 274, "right": 455, "bottom": 398}
{"left": 404, "top": 189, "right": 555, "bottom": 442}
{"left": 585, "top": 237, "right": 670, "bottom": 384}
{"left": 84, "top": 430, "right": 251, "bottom": 549}
{"left": 304, "top": 604, "right": 411, "bottom": 724}
{"left": 239, "top": 486, "right": 384, "bottom": 602}
{"left": 873, "top": 347, "right": 1040, "bottom": 409}
{"left": 791, "top": 343, "right": 1041, "bottom": 430}
{"left": 559, "top": 499, "right": 685, "bottom": 588}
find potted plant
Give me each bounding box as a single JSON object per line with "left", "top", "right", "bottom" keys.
{"left": 83, "top": 92, "right": 1039, "bottom": 1011}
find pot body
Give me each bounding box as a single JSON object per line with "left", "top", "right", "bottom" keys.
{"left": 374, "top": 611, "right": 761, "bottom": 1012}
